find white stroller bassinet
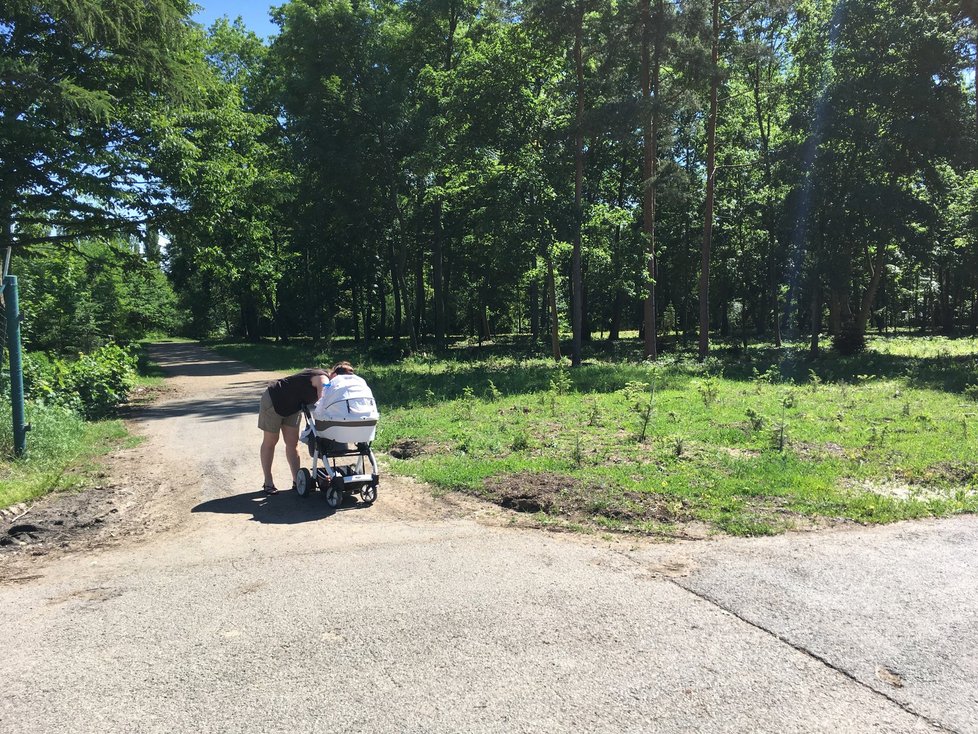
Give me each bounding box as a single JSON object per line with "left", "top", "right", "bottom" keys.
{"left": 296, "top": 374, "right": 380, "bottom": 507}
{"left": 311, "top": 374, "right": 379, "bottom": 443}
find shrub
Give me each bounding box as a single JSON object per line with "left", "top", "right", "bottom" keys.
{"left": 0, "top": 397, "right": 85, "bottom": 464}
{"left": 23, "top": 343, "right": 136, "bottom": 419}
{"left": 832, "top": 324, "right": 867, "bottom": 356}
{"left": 72, "top": 344, "right": 137, "bottom": 418}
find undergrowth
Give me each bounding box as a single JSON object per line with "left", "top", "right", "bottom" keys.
{"left": 0, "top": 400, "right": 129, "bottom": 509}
{"left": 212, "top": 334, "right": 978, "bottom": 537}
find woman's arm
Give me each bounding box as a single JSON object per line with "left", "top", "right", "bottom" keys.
{"left": 313, "top": 373, "right": 329, "bottom": 400}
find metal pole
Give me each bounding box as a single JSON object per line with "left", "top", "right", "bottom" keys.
{"left": 4, "top": 275, "right": 27, "bottom": 456}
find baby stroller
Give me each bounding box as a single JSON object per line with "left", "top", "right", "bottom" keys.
{"left": 295, "top": 374, "right": 380, "bottom": 508}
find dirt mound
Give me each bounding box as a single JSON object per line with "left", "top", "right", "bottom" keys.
{"left": 487, "top": 472, "right": 578, "bottom": 513}
{"left": 483, "top": 472, "right": 688, "bottom": 526}
{"left": 0, "top": 482, "right": 123, "bottom": 567}
{"left": 906, "top": 461, "right": 978, "bottom": 486}
{"left": 388, "top": 439, "right": 428, "bottom": 459}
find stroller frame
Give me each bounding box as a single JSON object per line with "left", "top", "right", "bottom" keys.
{"left": 295, "top": 405, "right": 380, "bottom": 508}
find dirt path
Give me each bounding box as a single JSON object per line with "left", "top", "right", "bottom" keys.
{"left": 1, "top": 342, "right": 974, "bottom": 733}
{"left": 1, "top": 342, "right": 504, "bottom": 573}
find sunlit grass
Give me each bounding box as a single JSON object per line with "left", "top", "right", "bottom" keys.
{"left": 212, "top": 335, "right": 978, "bottom": 536}
{"left": 0, "top": 401, "right": 130, "bottom": 509}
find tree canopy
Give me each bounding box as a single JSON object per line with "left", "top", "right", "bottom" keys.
{"left": 3, "top": 0, "right": 977, "bottom": 356}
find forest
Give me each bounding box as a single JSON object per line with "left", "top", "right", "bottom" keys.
{"left": 3, "top": 0, "right": 977, "bottom": 365}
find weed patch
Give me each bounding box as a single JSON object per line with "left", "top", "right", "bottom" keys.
{"left": 213, "top": 335, "right": 978, "bottom": 537}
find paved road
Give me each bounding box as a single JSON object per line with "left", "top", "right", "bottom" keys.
{"left": 1, "top": 343, "right": 974, "bottom": 733}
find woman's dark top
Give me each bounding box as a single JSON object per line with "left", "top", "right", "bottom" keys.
{"left": 268, "top": 369, "right": 328, "bottom": 416}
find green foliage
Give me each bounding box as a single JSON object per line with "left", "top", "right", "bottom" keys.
{"left": 217, "top": 336, "right": 978, "bottom": 537}
{"left": 16, "top": 240, "right": 182, "bottom": 354}
{"left": 6, "top": 0, "right": 977, "bottom": 351}
{"left": 1, "top": 0, "right": 206, "bottom": 248}
{"left": 746, "top": 407, "right": 764, "bottom": 432}
{"left": 0, "top": 398, "right": 128, "bottom": 508}
{"left": 24, "top": 344, "right": 137, "bottom": 419}
{"left": 696, "top": 378, "right": 721, "bottom": 407}
{"left": 833, "top": 325, "right": 868, "bottom": 356}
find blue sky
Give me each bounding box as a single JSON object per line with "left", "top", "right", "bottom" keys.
{"left": 193, "top": 0, "right": 278, "bottom": 39}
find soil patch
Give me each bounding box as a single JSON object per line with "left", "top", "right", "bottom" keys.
{"left": 485, "top": 472, "right": 578, "bottom": 513}
{"left": 899, "top": 461, "right": 978, "bottom": 486}
{"left": 0, "top": 479, "right": 124, "bottom": 567}
{"left": 389, "top": 439, "right": 433, "bottom": 459}
{"left": 792, "top": 441, "right": 848, "bottom": 460}
{"left": 482, "top": 471, "right": 690, "bottom": 527}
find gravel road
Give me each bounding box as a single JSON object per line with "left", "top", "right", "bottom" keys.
{"left": 1, "top": 342, "right": 974, "bottom": 733}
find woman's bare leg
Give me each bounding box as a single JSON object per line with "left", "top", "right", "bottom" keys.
{"left": 281, "top": 424, "right": 301, "bottom": 484}
{"left": 260, "top": 430, "right": 279, "bottom": 487}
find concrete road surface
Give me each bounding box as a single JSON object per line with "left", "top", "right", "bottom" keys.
{"left": 1, "top": 342, "right": 974, "bottom": 733}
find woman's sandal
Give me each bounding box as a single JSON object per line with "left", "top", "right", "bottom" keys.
{"left": 262, "top": 483, "right": 279, "bottom": 495}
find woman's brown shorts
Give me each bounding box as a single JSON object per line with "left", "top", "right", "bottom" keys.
{"left": 258, "top": 388, "right": 301, "bottom": 432}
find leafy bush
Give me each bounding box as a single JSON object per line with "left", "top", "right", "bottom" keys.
{"left": 0, "top": 397, "right": 86, "bottom": 464}
{"left": 0, "top": 396, "right": 127, "bottom": 508}
{"left": 16, "top": 239, "right": 182, "bottom": 354}
{"left": 832, "top": 324, "right": 867, "bottom": 356}
{"left": 23, "top": 343, "right": 137, "bottom": 419}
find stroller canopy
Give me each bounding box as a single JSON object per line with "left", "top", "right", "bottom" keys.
{"left": 312, "top": 374, "right": 379, "bottom": 428}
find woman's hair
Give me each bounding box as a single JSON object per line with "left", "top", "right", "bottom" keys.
{"left": 331, "top": 361, "right": 355, "bottom": 375}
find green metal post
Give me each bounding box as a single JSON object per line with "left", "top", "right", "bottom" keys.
{"left": 4, "top": 275, "right": 27, "bottom": 456}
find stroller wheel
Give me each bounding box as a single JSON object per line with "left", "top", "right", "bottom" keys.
{"left": 295, "top": 468, "right": 312, "bottom": 498}
{"left": 361, "top": 483, "right": 377, "bottom": 505}
{"left": 325, "top": 478, "right": 343, "bottom": 509}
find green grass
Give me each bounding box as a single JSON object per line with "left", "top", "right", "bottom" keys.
{"left": 211, "top": 334, "right": 978, "bottom": 536}
{"left": 134, "top": 339, "right": 173, "bottom": 388}
{"left": 0, "top": 342, "right": 164, "bottom": 511}
{"left": 0, "top": 401, "right": 131, "bottom": 509}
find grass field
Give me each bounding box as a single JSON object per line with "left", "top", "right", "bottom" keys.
{"left": 212, "top": 334, "right": 978, "bottom": 536}
{"left": 0, "top": 341, "right": 169, "bottom": 511}
{"left": 0, "top": 404, "right": 131, "bottom": 510}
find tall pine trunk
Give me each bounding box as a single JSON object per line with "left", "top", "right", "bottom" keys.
{"left": 389, "top": 244, "right": 402, "bottom": 346}
{"left": 699, "top": 0, "right": 719, "bottom": 360}
{"left": 433, "top": 199, "right": 446, "bottom": 349}
{"left": 546, "top": 250, "right": 562, "bottom": 361}
{"left": 640, "top": 0, "right": 659, "bottom": 359}
{"left": 570, "top": 3, "right": 585, "bottom": 367}
{"left": 389, "top": 186, "right": 418, "bottom": 351}
{"left": 810, "top": 280, "right": 821, "bottom": 356}
{"left": 856, "top": 242, "right": 886, "bottom": 335}
{"left": 751, "top": 56, "right": 781, "bottom": 347}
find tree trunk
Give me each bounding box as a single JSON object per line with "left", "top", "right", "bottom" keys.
{"left": 856, "top": 243, "right": 886, "bottom": 335}
{"left": 829, "top": 290, "right": 841, "bottom": 335}
{"left": 389, "top": 245, "right": 402, "bottom": 346}
{"left": 481, "top": 300, "right": 492, "bottom": 342}
{"left": 529, "top": 279, "right": 540, "bottom": 339}
{"left": 546, "top": 252, "right": 562, "bottom": 361}
{"left": 810, "top": 280, "right": 821, "bottom": 356}
{"left": 751, "top": 56, "right": 781, "bottom": 348}
{"left": 640, "top": 0, "right": 660, "bottom": 359}
{"left": 414, "top": 254, "right": 425, "bottom": 341}
{"left": 609, "top": 288, "right": 623, "bottom": 341}
{"left": 378, "top": 273, "right": 387, "bottom": 339}
{"left": 352, "top": 280, "right": 361, "bottom": 343}
{"left": 389, "top": 188, "right": 418, "bottom": 351}
{"left": 570, "top": 4, "right": 585, "bottom": 367}
{"left": 699, "top": 0, "right": 719, "bottom": 361}
{"left": 432, "top": 198, "right": 446, "bottom": 349}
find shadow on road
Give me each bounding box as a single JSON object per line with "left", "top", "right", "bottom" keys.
{"left": 135, "top": 393, "right": 267, "bottom": 423}
{"left": 192, "top": 490, "right": 371, "bottom": 524}
{"left": 146, "top": 342, "right": 264, "bottom": 378}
